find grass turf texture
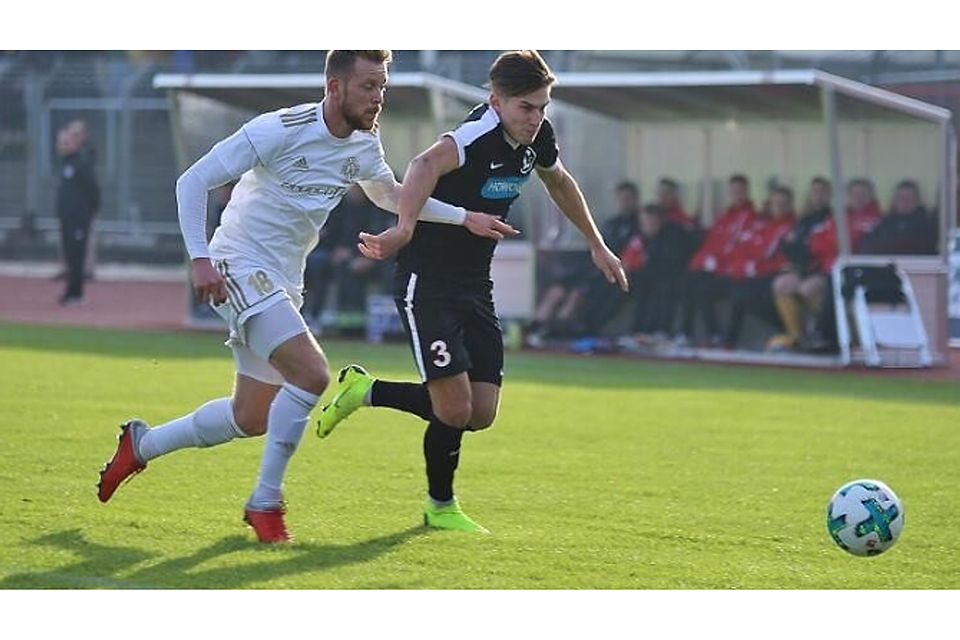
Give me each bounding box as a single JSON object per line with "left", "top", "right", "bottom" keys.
{"left": 1, "top": 321, "right": 958, "bottom": 589}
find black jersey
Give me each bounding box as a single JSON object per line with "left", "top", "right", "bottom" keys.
{"left": 395, "top": 103, "right": 560, "bottom": 286}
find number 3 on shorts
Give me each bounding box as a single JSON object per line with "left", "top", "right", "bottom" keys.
{"left": 430, "top": 340, "right": 451, "bottom": 368}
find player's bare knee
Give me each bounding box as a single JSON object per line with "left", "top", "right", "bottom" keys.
{"left": 467, "top": 416, "right": 496, "bottom": 432}
{"left": 434, "top": 402, "right": 472, "bottom": 429}
{"left": 291, "top": 366, "right": 330, "bottom": 397}
{"left": 773, "top": 274, "right": 798, "bottom": 297}
{"left": 278, "top": 356, "right": 330, "bottom": 396}
{"left": 233, "top": 406, "right": 269, "bottom": 437}
{"left": 467, "top": 406, "right": 498, "bottom": 431}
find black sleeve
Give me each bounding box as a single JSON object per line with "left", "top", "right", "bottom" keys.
{"left": 780, "top": 234, "right": 810, "bottom": 269}
{"left": 76, "top": 155, "right": 100, "bottom": 216}
{"left": 84, "top": 163, "right": 100, "bottom": 214}
{"left": 534, "top": 117, "right": 560, "bottom": 169}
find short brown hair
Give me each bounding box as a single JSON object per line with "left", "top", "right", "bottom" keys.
{"left": 488, "top": 50, "right": 556, "bottom": 98}
{"left": 325, "top": 50, "right": 392, "bottom": 79}
{"left": 772, "top": 185, "right": 794, "bottom": 202}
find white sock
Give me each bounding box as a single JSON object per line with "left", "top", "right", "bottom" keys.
{"left": 137, "top": 397, "right": 245, "bottom": 462}
{"left": 248, "top": 383, "right": 319, "bottom": 509}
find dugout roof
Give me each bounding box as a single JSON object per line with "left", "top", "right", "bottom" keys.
{"left": 153, "top": 72, "right": 488, "bottom": 117}
{"left": 552, "top": 69, "right": 956, "bottom": 262}
{"left": 550, "top": 69, "right": 953, "bottom": 124}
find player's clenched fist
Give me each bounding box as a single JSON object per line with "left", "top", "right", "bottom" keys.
{"left": 190, "top": 258, "right": 228, "bottom": 305}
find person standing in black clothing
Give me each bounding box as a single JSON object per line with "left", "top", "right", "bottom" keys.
{"left": 56, "top": 119, "right": 100, "bottom": 305}
{"left": 316, "top": 50, "right": 628, "bottom": 532}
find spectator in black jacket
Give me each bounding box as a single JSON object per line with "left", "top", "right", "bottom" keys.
{"left": 56, "top": 119, "right": 100, "bottom": 305}
{"left": 856, "top": 180, "right": 938, "bottom": 255}
{"left": 574, "top": 181, "right": 641, "bottom": 336}
{"left": 626, "top": 204, "right": 696, "bottom": 337}
{"left": 302, "top": 186, "right": 392, "bottom": 335}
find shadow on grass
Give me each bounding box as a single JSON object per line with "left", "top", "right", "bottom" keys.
{"left": 2, "top": 321, "right": 958, "bottom": 406}
{"left": 0, "top": 528, "right": 158, "bottom": 588}
{"left": 1, "top": 525, "right": 427, "bottom": 589}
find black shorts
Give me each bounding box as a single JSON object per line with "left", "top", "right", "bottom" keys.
{"left": 393, "top": 272, "right": 504, "bottom": 386}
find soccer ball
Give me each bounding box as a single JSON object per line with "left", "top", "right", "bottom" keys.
{"left": 827, "top": 479, "right": 904, "bottom": 556}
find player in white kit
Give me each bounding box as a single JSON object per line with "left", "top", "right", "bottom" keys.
{"left": 96, "top": 50, "right": 516, "bottom": 543}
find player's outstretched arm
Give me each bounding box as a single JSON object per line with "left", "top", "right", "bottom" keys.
{"left": 359, "top": 137, "right": 516, "bottom": 260}
{"left": 537, "top": 164, "right": 629, "bottom": 293}
{"left": 358, "top": 177, "right": 517, "bottom": 241}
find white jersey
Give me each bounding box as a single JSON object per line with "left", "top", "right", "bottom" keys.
{"left": 208, "top": 102, "right": 394, "bottom": 292}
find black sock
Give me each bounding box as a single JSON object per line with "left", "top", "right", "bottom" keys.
{"left": 423, "top": 417, "right": 464, "bottom": 503}
{"left": 370, "top": 380, "right": 433, "bottom": 421}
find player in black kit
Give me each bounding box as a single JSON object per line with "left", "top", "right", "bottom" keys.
{"left": 317, "top": 50, "right": 629, "bottom": 532}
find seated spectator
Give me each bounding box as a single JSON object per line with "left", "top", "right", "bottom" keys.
{"left": 525, "top": 250, "right": 593, "bottom": 345}
{"left": 847, "top": 178, "right": 884, "bottom": 248}
{"left": 626, "top": 204, "right": 696, "bottom": 339}
{"left": 303, "top": 210, "right": 346, "bottom": 334}
{"left": 677, "top": 174, "right": 758, "bottom": 347}
{"left": 768, "top": 177, "right": 834, "bottom": 352}
{"left": 723, "top": 186, "right": 797, "bottom": 349}
{"left": 543, "top": 180, "right": 640, "bottom": 340}
{"left": 855, "top": 179, "right": 938, "bottom": 255}
{"left": 657, "top": 177, "right": 698, "bottom": 231}
{"left": 302, "top": 187, "right": 392, "bottom": 335}
{"left": 800, "top": 178, "right": 885, "bottom": 353}
{"left": 803, "top": 178, "right": 883, "bottom": 271}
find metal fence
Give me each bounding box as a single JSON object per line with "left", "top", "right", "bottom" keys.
{"left": 0, "top": 55, "right": 181, "bottom": 262}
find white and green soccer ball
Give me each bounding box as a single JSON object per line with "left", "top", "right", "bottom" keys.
{"left": 827, "top": 479, "right": 904, "bottom": 556}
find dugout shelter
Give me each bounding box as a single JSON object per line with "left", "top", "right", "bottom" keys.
{"left": 544, "top": 69, "right": 955, "bottom": 366}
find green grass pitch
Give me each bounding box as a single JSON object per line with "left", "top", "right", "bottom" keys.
{"left": 1, "top": 321, "right": 958, "bottom": 589}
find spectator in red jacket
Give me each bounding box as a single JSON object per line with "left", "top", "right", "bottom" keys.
{"left": 847, "top": 178, "right": 884, "bottom": 247}
{"left": 807, "top": 178, "right": 885, "bottom": 353}
{"left": 767, "top": 177, "right": 834, "bottom": 351}
{"left": 805, "top": 178, "right": 883, "bottom": 274}
{"left": 723, "top": 186, "right": 797, "bottom": 348}
{"left": 677, "top": 174, "right": 757, "bottom": 347}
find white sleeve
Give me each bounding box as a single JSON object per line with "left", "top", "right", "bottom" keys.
{"left": 358, "top": 174, "right": 467, "bottom": 226}
{"left": 176, "top": 129, "right": 259, "bottom": 259}
{"left": 357, "top": 143, "right": 467, "bottom": 225}
{"left": 239, "top": 111, "right": 287, "bottom": 168}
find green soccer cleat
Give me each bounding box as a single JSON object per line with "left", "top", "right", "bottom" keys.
{"left": 423, "top": 497, "right": 490, "bottom": 534}
{"left": 316, "top": 364, "right": 375, "bottom": 439}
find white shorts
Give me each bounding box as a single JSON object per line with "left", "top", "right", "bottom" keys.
{"left": 211, "top": 260, "right": 309, "bottom": 385}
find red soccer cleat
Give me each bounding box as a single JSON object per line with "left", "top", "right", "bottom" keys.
{"left": 97, "top": 420, "right": 148, "bottom": 503}
{"left": 243, "top": 506, "right": 293, "bottom": 544}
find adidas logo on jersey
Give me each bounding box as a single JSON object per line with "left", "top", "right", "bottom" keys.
{"left": 293, "top": 156, "right": 309, "bottom": 170}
